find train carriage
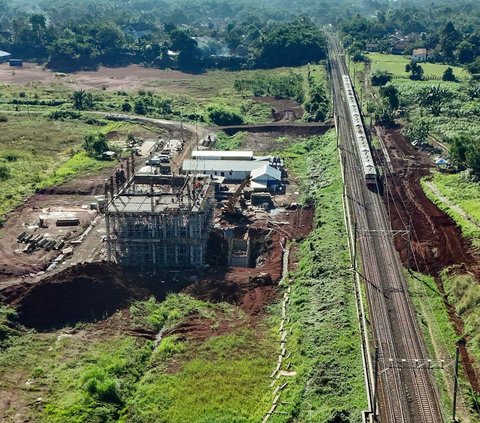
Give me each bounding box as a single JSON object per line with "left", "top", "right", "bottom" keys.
{"left": 341, "top": 75, "right": 378, "bottom": 188}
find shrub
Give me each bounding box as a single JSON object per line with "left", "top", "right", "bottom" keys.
{"left": 82, "top": 368, "right": 122, "bottom": 404}
{"left": 0, "top": 115, "right": 8, "bottom": 122}
{"left": 121, "top": 102, "right": 132, "bottom": 112}
{"left": 49, "top": 110, "right": 81, "bottom": 121}
{"left": 442, "top": 67, "right": 457, "bottom": 82}
{"left": 206, "top": 105, "right": 244, "bottom": 126}
{"left": 0, "top": 164, "right": 10, "bottom": 180}
{"left": 371, "top": 70, "right": 392, "bottom": 86}
{"left": 134, "top": 100, "right": 146, "bottom": 115}
{"left": 0, "top": 305, "right": 19, "bottom": 341}
{"left": 84, "top": 133, "right": 109, "bottom": 159}
{"left": 234, "top": 72, "right": 305, "bottom": 102}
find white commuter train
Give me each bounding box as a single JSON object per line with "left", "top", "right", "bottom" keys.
{"left": 341, "top": 74, "right": 378, "bottom": 187}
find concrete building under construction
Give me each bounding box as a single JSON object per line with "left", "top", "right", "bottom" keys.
{"left": 104, "top": 168, "right": 214, "bottom": 272}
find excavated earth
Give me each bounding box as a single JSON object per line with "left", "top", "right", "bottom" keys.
{"left": 380, "top": 126, "right": 480, "bottom": 392}
{"left": 1, "top": 206, "right": 314, "bottom": 331}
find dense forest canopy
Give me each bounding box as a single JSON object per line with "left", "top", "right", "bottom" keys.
{"left": 0, "top": 0, "right": 480, "bottom": 72}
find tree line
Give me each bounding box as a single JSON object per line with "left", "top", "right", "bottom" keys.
{"left": 0, "top": 3, "right": 328, "bottom": 72}
{"left": 341, "top": 1, "right": 480, "bottom": 75}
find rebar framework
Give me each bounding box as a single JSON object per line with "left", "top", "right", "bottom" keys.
{"left": 104, "top": 175, "right": 214, "bottom": 271}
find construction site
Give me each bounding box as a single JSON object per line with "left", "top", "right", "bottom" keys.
{"left": 0, "top": 116, "right": 317, "bottom": 324}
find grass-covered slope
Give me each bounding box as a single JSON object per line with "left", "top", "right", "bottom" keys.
{"left": 274, "top": 131, "right": 367, "bottom": 422}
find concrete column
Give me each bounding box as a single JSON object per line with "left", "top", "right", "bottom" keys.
{"left": 126, "top": 158, "right": 130, "bottom": 181}
{"left": 105, "top": 214, "right": 112, "bottom": 261}
{"left": 110, "top": 176, "right": 115, "bottom": 197}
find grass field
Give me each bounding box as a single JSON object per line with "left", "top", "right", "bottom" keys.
{"left": 421, "top": 173, "right": 480, "bottom": 247}
{"left": 273, "top": 132, "right": 367, "bottom": 421}
{"left": 367, "top": 53, "right": 467, "bottom": 80}
{"left": 0, "top": 113, "right": 146, "bottom": 220}
{"left": 0, "top": 295, "right": 276, "bottom": 423}
{"left": 0, "top": 114, "right": 104, "bottom": 218}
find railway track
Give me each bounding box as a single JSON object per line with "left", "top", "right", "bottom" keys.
{"left": 327, "top": 35, "right": 444, "bottom": 423}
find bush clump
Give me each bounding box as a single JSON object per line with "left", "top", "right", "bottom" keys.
{"left": 206, "top": 105, "right": 244, "bottom": 126}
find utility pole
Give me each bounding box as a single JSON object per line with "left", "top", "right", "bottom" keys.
{"left": 335, "top": 114, "right": 339, "bottom": 148}
{"left": 407, "top": 220, "right": 412, "bottom": 270}
{"left": 452, "top": 343, "right": 460, "bottom": 422}
{"left": 373, "top": 346, "right": 379, "bottom": 420}
{"left": 353, "top": 222, "right": 358, "bottom": 270}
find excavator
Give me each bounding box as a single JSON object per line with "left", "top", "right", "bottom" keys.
{"left": 223, "top": 175, "right": 252, "bottom": 218}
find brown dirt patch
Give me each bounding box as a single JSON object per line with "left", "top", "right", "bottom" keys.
{"left": 0, "top": 63, "right": 195, "bottom": 90}
{"left": 379, "top": 125, "right": 480, "bottom": 392}
{"left": 0, "top": 209, "right": 308, "bottom": 329}
{"left": 0, "top": 262, "right": 147, "bottom": 330}
{"left": 252, "top": 96, "right": 304, "bottom": 121}
{"left": 381, "top": 127, "right": 479, "bottom": 276}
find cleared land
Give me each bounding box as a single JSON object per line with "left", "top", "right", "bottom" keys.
{"left": 0, "top": 113, "right": 162, "bottom": 220}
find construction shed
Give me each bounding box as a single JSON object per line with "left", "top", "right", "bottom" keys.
{"left": 250, "top": 163, "right": 282, "bottom": 191}
{"left": 183, "top": 159, "right": 260, "bottom": 181}
{"left": 9, "top": 58, "right": 23, "bottom": 67}
{"left": 191, "top": 150, "right": 254, "bottom": 161}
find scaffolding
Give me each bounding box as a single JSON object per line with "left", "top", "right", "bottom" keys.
{"left": 104, "top": 173, "right": 214, "bottom": 271}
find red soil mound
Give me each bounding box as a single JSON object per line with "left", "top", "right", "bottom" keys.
{"left": 0, "top": 262, "right": 146, "bottom": 330}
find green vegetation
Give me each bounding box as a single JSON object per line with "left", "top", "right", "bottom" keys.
{"left": 371, "top": 70, "right": 392, "bottom": 86}
{"left": 126, "top": 327, "right": 273, "bottom": 422}
{"left": 421, "top": 173, "right": 480, "bottom": 246}
{"left": 442, "top": 271, "right": 480, "bottom": 367}
{"left": 0, "top": 305, "right": 19, "bottom": 342}
{"left": 0, "top": 64, "right": 326, "bottom": 123}
{"left": 256, "top": 20, "right": 326, "bottom": 69}
{"left": 274, "top": 131, "right": 366, "bottom": 421}
{"left": 0, "top": 2, "right": 328, "bottom": 73}
{"left": 206, "top": 105, "right": 244, "bottom": 126}
{"left": 83, "top": 133, "right": 110, "bottom": 159}
{"left": 0, "top": 294, "right": 276, "bottom": 422}
{"left": 234, "top": 72, "right": 305, "bottom": 102}
{"left": 38, "top": 151, "right": 111, "bottom": 189}
{"left": 214, "top": 132, "right": 248, "bottom": 151}
{"left": 368, "top": 54, "right": 466, "bottom": 80}
{"left": 0, "top": 115, "right": 107, "bottom": 218}
{"left": 405, "top": 61, "right": 424, "bottom": 81}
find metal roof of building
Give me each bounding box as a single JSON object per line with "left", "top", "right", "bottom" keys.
{"left": 191, "top": 150, "right": 254, "bottom": 159}
{"left": 182, "top": 159, "right": 265, "bottom": 173}
{"left": 0, "top": 50, "right": 11, "bottom": 57}
{"left": 251, "top": 163, "right": 282, "bottom": 181}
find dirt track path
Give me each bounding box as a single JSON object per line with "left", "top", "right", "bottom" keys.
{"left": 423, "top": 180, "right": 480, "bottom": 229}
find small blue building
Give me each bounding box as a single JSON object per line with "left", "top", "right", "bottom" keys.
{"left": 9, "top": 59, "right": 23, "bottom": 67}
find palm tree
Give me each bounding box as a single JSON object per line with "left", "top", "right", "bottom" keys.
{"left": 72, "top": 89, "right": 86, "bottom": 110}
{"left": 417, "top": 85, "right": 451, "bottom": 116}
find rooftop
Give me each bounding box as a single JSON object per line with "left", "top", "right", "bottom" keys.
{"left": 251, "top": 163, "right": 282, "bottom": 181}
{"left": 191, "top": 150, "right": 254, "bottom": 159}
{"left": 412, "top": 48, "right": 427, "bottom": 55}
{"left": 183, "top": 159, "right": 269, "bottom": 173}
{"left": 0, "top": 50, "right": 11, "bottom": 57}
